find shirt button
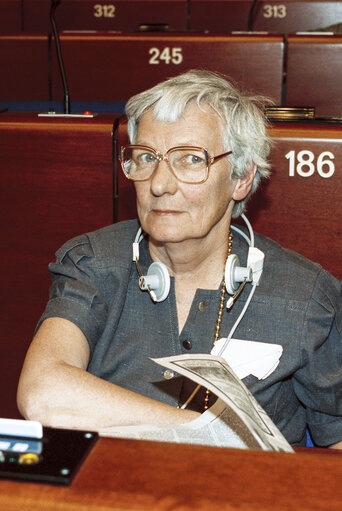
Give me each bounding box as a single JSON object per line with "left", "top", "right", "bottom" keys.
{"left": 198, "top": 301, "right": 208, "bottom": 312}
{"left": 182, "top": 340, "right": 192, "bottom": 350}
{"left": 163, "top": 369, "right": 174, "bottom": 380}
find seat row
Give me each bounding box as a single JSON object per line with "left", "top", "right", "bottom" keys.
{"left": 0, "top": 111, "right": 341, "bottom": 419}
{"left": 1, "top": 32, "right": 342, "bottom": 117}
{"left": 1, "top": 0, "right": 341, "bottom": 35}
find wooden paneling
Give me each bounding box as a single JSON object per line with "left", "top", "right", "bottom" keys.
{"left": 4, "top": 0, "right": 341, "bottom": 35}
{"left": 114, "top": 118, "right": 342, "bottom": 280}
{"left": 252, "top": 0, "right": 342, "bottom": 32}
{"left": 189, "top": 0, "right": 342, "bottom": 33}
{"left": 51, "top": 33, "right": 284, "bottom": 104}
{"left": 286, "top": 35, "right": 342, "bottom": 118}
{"left": 0, "top": 35, "right": 49, "bottom": 101}
{"left": 190, "top": 0, "right": 252, "bottom": 32}
{"left": 1, "top": 438, "right": 342, "bottom": 510}
{"left": 0, "top": 0, "right": 21, "bottom": 34}
{"left": 22, "top": 0, "right": 188, "bottom": 33}
{"left": 0, "top": 112, "right": 117, "bottom": 419}
{"left": 249, "top": 122, "right": 342, "bottom": 279}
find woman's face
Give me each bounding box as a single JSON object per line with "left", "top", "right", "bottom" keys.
{"left": 134, "top": 103, "right": 242, "bottom": 245}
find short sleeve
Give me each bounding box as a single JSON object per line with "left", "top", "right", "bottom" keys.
{"left": 292, "top": 269, "right": 342, "bottom": 446}
{"left": 36, "top": 235, "right": 109, "bottom": 350}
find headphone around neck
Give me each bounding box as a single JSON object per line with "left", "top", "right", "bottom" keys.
{"left": 132, "top": 214, "right": 265, "bottom": 310}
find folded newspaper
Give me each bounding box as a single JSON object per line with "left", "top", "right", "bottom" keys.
{"left": 99, "top": 354, "right": 294, "bottom": 452}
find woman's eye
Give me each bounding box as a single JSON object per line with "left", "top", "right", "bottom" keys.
{"left": 139, "top": 153, "right": 156, "bottom": 164}
{"left": 186, "top": 154, "right": 204, "bottom": 165}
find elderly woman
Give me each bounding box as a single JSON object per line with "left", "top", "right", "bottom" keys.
{"left": 17, "top": 70, "right": 342, "bottom": 448}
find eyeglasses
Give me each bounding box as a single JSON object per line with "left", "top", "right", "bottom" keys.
{"left": 120, "top": 145, "right": 233, "bottom": 184}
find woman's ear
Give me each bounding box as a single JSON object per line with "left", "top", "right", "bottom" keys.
{"left": 232, "top": 164, "right": 257, "bottom": 201}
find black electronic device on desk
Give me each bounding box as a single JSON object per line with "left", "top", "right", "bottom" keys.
{"left": 0, "top": 418, "right": 98, "bottom": 485}
{"left": 265, "top": 106, "right": 342, "bottom": 124}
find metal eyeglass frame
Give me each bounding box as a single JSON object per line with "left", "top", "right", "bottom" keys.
{"left": 120, "top": 145, "right": 233, "bottom": 184}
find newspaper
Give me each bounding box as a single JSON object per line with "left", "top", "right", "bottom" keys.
{"left": 99, "top": 354, "right": 294, "bottom": 453}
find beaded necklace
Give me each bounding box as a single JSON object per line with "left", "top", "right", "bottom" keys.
{"left": 204, "top": 230, "right": 233, "bottom": 410}
{"left": 178, "top": 231, "right": 233, "bottom": 411}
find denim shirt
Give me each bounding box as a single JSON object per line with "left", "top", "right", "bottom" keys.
{"left": 38, "top": 219, "right": 342, "bottom": 447}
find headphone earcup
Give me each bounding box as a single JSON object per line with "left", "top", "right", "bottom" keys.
{"left": 147, "top": 262, "right": 170, "bottom": 302}
{"left": 225, "top": 254, "right": 241, "bottom": 295}
{"left": 225, "top": 254, "right": 253, "bottom": 295}
{"left": 138, "top": 262, "right": 170, "bottom": 302}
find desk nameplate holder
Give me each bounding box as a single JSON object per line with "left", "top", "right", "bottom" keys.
{"left": 38, "top": 112, "right": 97, "bottom": 118}
{"left": 0, "top": 419, "right": 98, "bottom": 485}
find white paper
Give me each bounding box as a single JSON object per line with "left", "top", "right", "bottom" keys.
{"left": 211, "top": 338, "right": 283, "bottom": 380}
{"left": 100, "top": 353, "right": 293, "bottom": 454}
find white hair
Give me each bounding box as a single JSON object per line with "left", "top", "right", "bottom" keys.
{"left": 125, "top": 69, "right": 272, "bottom": 218}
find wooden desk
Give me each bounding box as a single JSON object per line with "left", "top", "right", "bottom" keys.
{"left": 51, "top": 33, "right": 284, "bottom": 104}
{"left": 4, "top": 0, "right": 342, "bottom": 35}
{"left": 286, "top": 34, "right": 342, "bottom": 118}
{"left": 190, "top": 0, "right": 342, "bottom": 33}
{"left": 0, "top": 112, "right": 118, "bottom": 419}
{"left": 22, "top": 0, "right": 187, "bottom": 33}
{"left": 1, "top": 437, "right": 342, "bottom": 510}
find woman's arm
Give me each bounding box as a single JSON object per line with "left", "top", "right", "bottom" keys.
{"left": 17, "top": 317, "right": 199, "bottom": 430}
{"left": 329, "top": 441, "right": 342, "bottom": 450}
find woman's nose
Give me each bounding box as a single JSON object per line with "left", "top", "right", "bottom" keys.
{"left": 149, "top": 159, "right": 178, "bottom": 196}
